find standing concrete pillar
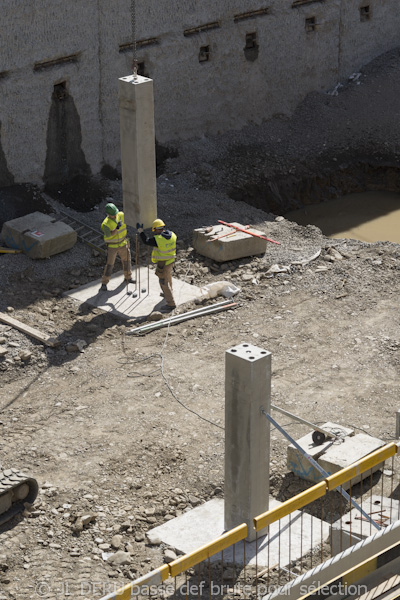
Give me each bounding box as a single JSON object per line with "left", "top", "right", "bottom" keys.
{"left": 119, "top": 75, "right": 157, "bottom": 229}
{"left": 225, "top": 343, "right": 271, "bottom": 541}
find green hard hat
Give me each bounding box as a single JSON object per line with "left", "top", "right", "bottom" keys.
{"left": 105, "top": 203, "right": 118, "bottom": 215}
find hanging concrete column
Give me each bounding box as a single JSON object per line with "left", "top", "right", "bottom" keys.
{"left": 225, "top": 343, "right": 271, "bottom": 541}
{"left": 119, "top": 75, "right": 157, "bottom": 229}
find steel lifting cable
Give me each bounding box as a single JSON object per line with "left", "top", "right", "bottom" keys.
{"left": 131, "top": 0, "right": 138, "bottom": 78}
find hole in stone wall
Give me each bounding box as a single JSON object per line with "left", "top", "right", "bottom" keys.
{"left": 245, "top": 32, "right": 258, "bottom": 50}
{"left": 53, "top": 81, "right": 68, "bottom": 101}
{"left": 360, "top": 5, "right": 371, "bottom": 21}
{"left": 244, "top": 32, "right": 259, "bottom": 61}
{"left": 199, "top": 45, "right": 210, "bottom": 63}
{"left": 305, "top": 17, "right": 316, "bottom": 32}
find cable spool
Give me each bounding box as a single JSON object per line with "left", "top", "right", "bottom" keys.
{"left": 312, "top": 430, "right": 326, "bottom": 445}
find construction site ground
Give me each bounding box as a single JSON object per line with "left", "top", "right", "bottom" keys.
{"left": 1, "top": 48, "right": 400, "bottom": 599}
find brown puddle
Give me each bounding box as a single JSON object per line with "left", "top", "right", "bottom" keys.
{"left": 286, "top": 191, "right": 400, "bottom": 243}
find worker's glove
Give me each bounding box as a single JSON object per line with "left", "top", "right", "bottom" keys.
{"left": 136, "top": 222, "right": 144, "bottom": 233}
{"left": 116, "top": 221, "right": 122, "bottom": 230}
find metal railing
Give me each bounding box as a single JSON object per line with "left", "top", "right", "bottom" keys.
{"left": 99, "top": 442, "right": 400, "bottom": 600}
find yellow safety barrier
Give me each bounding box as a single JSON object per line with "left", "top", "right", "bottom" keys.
{"left": 254, "top": 480, "right": 326, "bottom": 531}
{"left": 325, "top": 442, "right": 398, "bottom": 491}
{"left": 99, "top": 442, "right": 400, "bottom": 600}
{"left": 169, "top": 523, "right": 247, "bottom": 577}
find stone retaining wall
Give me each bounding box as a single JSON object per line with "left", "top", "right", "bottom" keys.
{"left": 0, "top": 0, "right": 399, "bottom": 186}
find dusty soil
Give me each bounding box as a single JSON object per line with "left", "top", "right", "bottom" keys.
{"left": 0, "top": 48, "right": 400, "bottom": 600}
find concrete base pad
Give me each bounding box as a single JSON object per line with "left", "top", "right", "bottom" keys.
{"left": 287, "top": 423, "right": 385, "bottom": 485}
{"left": 1, "top": 212, "right": 77, "bottom": 258}
{"left": 147, "top": 498, "right": 330, "bottom": 567}
{"left": 64, "top": 267, "right": 202, "bottom": 321}
{"left": 330, "top": 495, "right": 400, "bottom": 555}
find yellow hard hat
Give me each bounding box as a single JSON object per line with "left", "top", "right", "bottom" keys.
{"left": 152, "top": 218, "right": 165, "bottom": 231}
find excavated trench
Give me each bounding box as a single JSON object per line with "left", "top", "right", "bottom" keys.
{"left": 228, "top": 161, "right": 400, "bottom": 216}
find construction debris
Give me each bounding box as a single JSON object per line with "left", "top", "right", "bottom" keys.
{"left": 128, "top": 300, "right": 238, "bottom": 335}
{"left": 0, "top": 312, "right": 60, "bottom": 347}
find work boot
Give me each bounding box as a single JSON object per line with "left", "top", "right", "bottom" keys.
{"left": 100, "top": 283, "right": 107, "bottom": 292}
{"left": 161, "top": 304, "right": 176, "bottom": 312}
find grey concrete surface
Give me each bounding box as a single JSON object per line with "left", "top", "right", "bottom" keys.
{"left": 193, "top": 223, "right": 267, "bottom": 262}
{"left": 224, "top": 344, "right": 271, "bottom": 541}
{"left": 330, "top": 495, "right": 400, "bottom": 555}
{"left": 64, "top": 267, "right": 202, "bottom": 320}
{"left": 119, "top": 75, "right": 157, "bottom": 231}
{"left": 1, "top": 212, "right": 77, "bottom": 259}
{"left": 287, "top": 425, "right": 385, "bottom": 486}
{"left": 147, "top": 497, "right": 330, "bottom": 568}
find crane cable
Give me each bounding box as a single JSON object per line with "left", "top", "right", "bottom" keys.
{"left": 130, "top": 0, "right": 138, "bottom": 79}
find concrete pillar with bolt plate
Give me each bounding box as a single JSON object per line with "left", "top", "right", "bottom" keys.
{"left": 119, "top": 74, "right": 157, "bottom": 230}
{"left": 224, "top": 343, "right": 271, "bottom": 541}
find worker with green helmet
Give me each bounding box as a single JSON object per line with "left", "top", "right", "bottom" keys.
{"left": 99, "top": 203, "right": 134, "bottom": 292}
{"left": 137, "top": 219, "right": 177, "bottom": 311}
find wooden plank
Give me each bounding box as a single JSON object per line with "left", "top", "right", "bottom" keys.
{"left": 0, "top": 313, "right": 60, "bottom": 347}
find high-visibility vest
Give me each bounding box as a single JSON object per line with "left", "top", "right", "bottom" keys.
{"left": 101, "top": 212, "right": 128, "bottom": 248}
{"left": 152, "top": 232, "right": 177, "bottom": 265}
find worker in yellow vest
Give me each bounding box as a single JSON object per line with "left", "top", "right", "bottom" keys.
{"left": 137, "top": 219, "right": 177, "bottom": 311}
{"left": 100, "top": 203, "right": 134, "bottom": 292}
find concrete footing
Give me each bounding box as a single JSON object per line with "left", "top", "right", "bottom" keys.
{"left": 330, "top": 495, "right": 400, "bottom": 555}
{"left": 193, "top": 223, "right": 267, "bottom": 262}
{"left": 1, "top": 212, "right": 77, "bottom": 258}
{"left": 147, "top": 497, "right": 330, "bottom": 568}
{"left": 64, "top": 268, "right": 202, "bottom": 320}
{"left": 287, "top": 423, "right": 385, "bottom": 486}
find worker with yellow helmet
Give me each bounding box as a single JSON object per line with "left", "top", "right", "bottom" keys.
{"left": 99, "top": 203, "right": 134, "bottom": 292}
{"left": 137, "top": 219, "right": 177, "bottom": 311}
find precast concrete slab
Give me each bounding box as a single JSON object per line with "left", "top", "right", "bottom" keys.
{"left": 193, "top": 223, "right": 267, "bottom": 262}
{"left": 287, "top": 424, "right": 385, "bottom": 486}
{"left": 330, "top": 495, "right": 400, "bottom": 555}
{"left": 147, "top": 498, "right": 330, "bottom": 568}
{"left": 1, "top": 212, "right": 77, "bottom": 259}
{"left": 64, "top": 267, "right": 202, "bottom": 321}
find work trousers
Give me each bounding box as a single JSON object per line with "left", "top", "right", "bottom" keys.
{"left": 101, "top": 243, "right": 132, "bottom": 285}
{"left": 156, "top": 261, "right": 175, "bottom": 307}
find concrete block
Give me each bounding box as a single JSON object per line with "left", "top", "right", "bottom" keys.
{"left": 1, "top": 212, "right": 77, "bottom": 259}
{"left": 193, "top": 223, "right": 267, "bottom": 262}
{"left": 287, "top": 425, "right": 385, "bottom": 486}
{"left": 287, "top": 422, "right": 354, "bottom": 483}
{"left": 330, "top": 495, "right": 400, "bottom": 555}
